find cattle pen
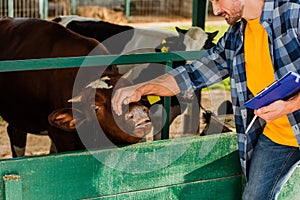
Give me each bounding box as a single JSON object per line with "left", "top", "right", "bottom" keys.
{"left": 0, "top": 52, "right": 299, "bottom": 199}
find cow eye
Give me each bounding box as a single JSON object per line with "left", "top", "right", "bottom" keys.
{"left": 90, "top": 105, "right": 99, "bottom": 112}
{"left": 125, "top": 113, "right": 134, "bottom": 120}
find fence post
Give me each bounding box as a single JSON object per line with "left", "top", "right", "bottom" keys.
{"left": 125, "top": 0, "right": 131, "bottom": 22}
{"left": 191, "top": 0, "right": 208, "bottom": 134}
{"left": 71, "top": 0, "right": 76, "bottom": 15}
{"left": 8, "top": 0, "right": 13, "bottom": 17}
{"left": 39, "top": 0, "right": 48, "bottom": 19}
{"left": 161, "top": 61, "right": 173, "bottom": 140}
{"left": 3, "top": 175, "right": 22, "bottom": 200}
{"left": 192, "top": 0, "right": 208, "bottom": 29}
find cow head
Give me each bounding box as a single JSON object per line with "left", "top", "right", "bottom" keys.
{"left": 155, "top": 27, "right": 218, "bottom": 53}
{"left": 48, "top": 73, "right": 152, "bottom": 151}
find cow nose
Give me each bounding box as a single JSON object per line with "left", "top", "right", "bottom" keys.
{"left": 135, "top": 117, "right": 151, "bottom": 128}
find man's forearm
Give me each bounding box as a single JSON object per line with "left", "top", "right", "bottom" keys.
{"left": 137, "top": 74, "right": 181, "bottom": 97}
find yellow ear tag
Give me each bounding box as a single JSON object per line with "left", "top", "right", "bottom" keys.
{"left": 161, "top": 46, "right": 169, "bottom": 53}
{"left": 147, "top": 95, "right": 161, "bottom": 105}
{"left": 161, "top": 39, "right": 167, "bottom": 44}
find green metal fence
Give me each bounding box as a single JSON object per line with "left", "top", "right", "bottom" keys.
{"left": 0, "top": 51, "right": 203, "bottom": 72}
{"left": 0, "top": 132, "right": 243, "bottom": 200}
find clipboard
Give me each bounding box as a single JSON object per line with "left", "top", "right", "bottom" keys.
{"left": 244, "top": 71, "right": 300, "bottom": 109}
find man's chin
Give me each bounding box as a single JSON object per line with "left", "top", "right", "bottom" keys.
{"left": 226, "top": 18, "right": 240, "bottom": 25}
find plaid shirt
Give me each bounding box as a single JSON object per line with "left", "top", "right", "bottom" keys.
{"left": 169, "top": 0, "right": 300, "bottom": 178}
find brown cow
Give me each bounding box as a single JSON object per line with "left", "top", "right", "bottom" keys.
{"left": 48, "top": 74, "right": 152, "bottom": 152}
{"left": 0, "top": 17, "right": 152, "bottom": 157}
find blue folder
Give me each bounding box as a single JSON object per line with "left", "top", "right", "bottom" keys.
{"left": 244, "top": 71, "right": 300, "bottom": 110}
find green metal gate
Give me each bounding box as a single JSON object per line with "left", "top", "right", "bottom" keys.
{"left": 0, "top": 132, "right": 242, "bottom": 200}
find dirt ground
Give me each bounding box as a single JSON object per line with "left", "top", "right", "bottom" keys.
{"left": 0, "top": 122, "right": 52, "bottom": 159}
{"left": 0, "top": 90, "right": 233, "bottom": 160}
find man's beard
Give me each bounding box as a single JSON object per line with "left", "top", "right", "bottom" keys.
{"left": 225, "top": 14, "right": 242, "bottom": 25}
{"left": 226, "top": 1, "right": 244, "bottom": 25}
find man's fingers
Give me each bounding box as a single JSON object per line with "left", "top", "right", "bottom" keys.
{"left": 112, "top": 88, "right": 123, "bottom": 116}
{"left": 112, "top": 89, "right": 135, "bottom": 116}
{"left": 112, "top": 86, "right": 142, "bottom": 116}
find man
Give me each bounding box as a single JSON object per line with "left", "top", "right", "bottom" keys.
{"left": 112, "top": 0, "right": 300, "bottom": 199}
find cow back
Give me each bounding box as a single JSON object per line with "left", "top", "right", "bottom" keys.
{"left": 0, "top": 17, "right": 110, "bottom": 132}
{"left": 65, "top": 20, "right": 134, "bottom": 55}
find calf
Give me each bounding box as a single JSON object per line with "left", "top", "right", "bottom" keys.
{"left": 48, "top": 75, "right": 152, "bottom": 152}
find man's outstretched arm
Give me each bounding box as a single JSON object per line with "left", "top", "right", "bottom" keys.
{"left": 112, "top": 74, "right": 180, "bottom": 116}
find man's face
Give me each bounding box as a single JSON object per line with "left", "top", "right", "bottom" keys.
{"left": 210, "top": 0, "right": 244, "bottom": 25}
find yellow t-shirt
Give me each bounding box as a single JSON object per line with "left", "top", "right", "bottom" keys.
{"left": 244, "top": 18, "right": 298, "bottom": 147}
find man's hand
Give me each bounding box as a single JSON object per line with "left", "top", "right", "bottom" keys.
{"left": 255, "top": 100, "right": 287, "bottom": 122}
{"left": 255, "top": 93, "right": 300, "bottom": 122}
{"left": 112, "top": 84, "right": 144, "bottom": 116}
{"left": 111, "top": 74, "right": 180, "bottom": 116}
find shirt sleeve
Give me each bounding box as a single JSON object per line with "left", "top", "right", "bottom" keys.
{"left": 168, "top": 35, "right": 230, "bottom": 100}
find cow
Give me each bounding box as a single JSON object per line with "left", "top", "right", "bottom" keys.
{"left": 0, "top": 17, "right": 152, "bottom": 157}
{"left": 52, "top": 15, "right": 221, "bottom": 138}
{"left": 52, "top": 15, "right": 218, "bottom": 73}
{"left": 48, "top": 75, "right": 152, "bottom": 152}
{"left": 52, "top": 15, "right": 177, "bottom": 55}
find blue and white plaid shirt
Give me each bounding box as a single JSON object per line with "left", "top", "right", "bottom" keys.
{"left": 169, "top": 0, "right": 300, "bottom": 178}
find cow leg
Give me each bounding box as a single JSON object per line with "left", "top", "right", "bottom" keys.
{"left": 49, "top": 140, "right": 57, "bottom": 154}
{"left": 7, "top": 124, "right": 27, "bottom": 157}
{"left": 48, "top": 126, "right": 84, "bottom": 153}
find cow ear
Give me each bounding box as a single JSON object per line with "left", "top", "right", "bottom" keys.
{"left": 207, "top": 30, "right": 219, "bottom": 40}
{"left": 106, "top": 65, "right": 119, "bottom": 74}
{"left": 175, "top": 27, "right": 188, "bottom": 34}
{"left": 48, "top": 108, "right": 84, "bottom": 132}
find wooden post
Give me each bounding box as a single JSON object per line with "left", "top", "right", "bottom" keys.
{"left": 3, "top": 175, "right": 22, "bottom": 200}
